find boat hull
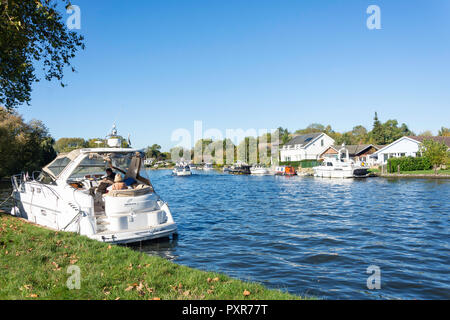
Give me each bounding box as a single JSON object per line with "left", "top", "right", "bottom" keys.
{"left": 313, "top": 167, "right": 369, "bottom": 178}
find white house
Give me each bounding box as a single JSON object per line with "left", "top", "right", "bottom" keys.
{"left": 372, "top": 136, "right": 450, "bottom": 164}
{"left": 280, "top": 133, "right": 335, "bottom": 162}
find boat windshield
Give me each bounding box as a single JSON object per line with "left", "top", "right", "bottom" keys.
{"left": 68, "top": 152, "right": 136, "bottom": 180}
{"left": 46, "top": 156, "right": 71, "bottom": 176}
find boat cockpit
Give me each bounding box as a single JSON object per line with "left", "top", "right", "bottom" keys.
{"left": 37, "top": 148, "right": 155, "bottom": 214}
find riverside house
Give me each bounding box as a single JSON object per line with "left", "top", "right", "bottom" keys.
{"left": 320, "top": 144, "right": 380, "bottom": 166}
{"left": 372, "top": 136, "right": 450, "bottom": 165}
{"left": 280, "top": 133, "right": 335, "bottom": 162}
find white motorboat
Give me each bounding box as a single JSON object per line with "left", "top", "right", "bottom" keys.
{"left": 313, "top": 145, "right": 369, "bottom": 178}
{"left": 203, "top": 163, "right": 213, "bottom": 171}
{"left": 250, "top": 165, "right": 272, "bottom": 175}
{"left": 172, "top": 163, "right": 192, "bottom": 176}
{"left": 10, "top": 126, "right": 177, "bottom": 244}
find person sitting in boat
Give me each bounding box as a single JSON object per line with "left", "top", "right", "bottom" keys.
{"left": 111, "top": 174, "right": 127, "bottom": 190}
{"left": 95, "top": 168, "right": 117, "bottom": 194}
{"left": 105, "top": 168, "right": 116, "bottom": 183}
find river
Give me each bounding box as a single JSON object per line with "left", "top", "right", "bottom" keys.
{"left": 1, "top": 172, "right": 449, "bottom": 299}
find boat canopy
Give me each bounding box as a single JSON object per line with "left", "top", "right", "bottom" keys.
{"left": 42, "top": 150, "right": 81, "bottom": 179}
{"left": 42, "top": 148, "right": 144, "bottom": 181}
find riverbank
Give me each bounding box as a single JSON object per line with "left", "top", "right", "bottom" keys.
{"left": 0, "top": 211, "right": 303, "bottom": 300}
{"left": 379, "top": 173, "right": 450, "bottom": 179}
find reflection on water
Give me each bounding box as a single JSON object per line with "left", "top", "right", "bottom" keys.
{"left": 125, "top": 237, "right": 179, "bottom": 261}
{"left": 0, "top": 181, "right": 13, "bottom": 212}
{"left": 1, "top": 172, "right": 449, "bottom": 299}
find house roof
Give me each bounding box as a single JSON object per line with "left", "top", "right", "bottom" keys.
{"left": 407, "top": 136, "right": 450, "bottom": 148}
{"left": 374, "top": 135, "right": 450, "bottom": 155}
{"left": 284, "top": 133, "right": 323, "bottom": 147}
{"left": 331, "top": 144, "right": 379, "bottom": 156}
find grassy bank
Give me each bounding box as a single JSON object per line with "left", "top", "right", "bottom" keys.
{"left": 393, "top": 169, "right": 450, "bottom": 175}
{"left": 0, "top": 212, "right": 302, "bottom": 300}
{"left": 378, "top": 168, "right": 450, "bottom": 178}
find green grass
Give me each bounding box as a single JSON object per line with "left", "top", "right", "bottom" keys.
{"left": 0, "top": 213, "right": 305, "bottom": 300}
{"left": 396, "top": 169, "right": 450, "bottom": 175}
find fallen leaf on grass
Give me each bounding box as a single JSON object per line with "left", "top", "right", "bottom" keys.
{"left": 51, "top": 261, "right": 61, "bottom": 271}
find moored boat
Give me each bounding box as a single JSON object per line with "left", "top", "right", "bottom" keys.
{"left": 173, "top": 163, "right": 192, "bottom": 176}
{"left": 313, "top": 145, "right": 369, "bottom": 178}
{"left": 203, "top": 163, "right": 213, "bottom": 171}
{"left": 228, "top": 162, "right": 251, "bottom": 175}
{"left": 250, "top": 165, "right": 272, "bottom": 175}
{"left": 10, "top": 126, "right": 177, "bottom": 243}
{"left": 274, "top": 166, "right": 296, "bottom": 176}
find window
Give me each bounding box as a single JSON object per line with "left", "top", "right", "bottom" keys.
{"left": 321, "top": 139, "right": 324, "bottom": 147}
{"left": 46, "top": 156, "right": 71, "bottom": 177}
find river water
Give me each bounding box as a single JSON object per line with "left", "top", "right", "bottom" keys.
{"left": 1, "top": 172, "right": 449, "bottom": 299}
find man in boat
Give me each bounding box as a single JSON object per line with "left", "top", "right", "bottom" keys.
{"left": 104, "top": 168, "right": 116, "bottom": 183}
{"left": 95, "top": 168, "right": 117, "bottom": 195}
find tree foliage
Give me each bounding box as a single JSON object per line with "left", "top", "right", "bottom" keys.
{"left": 0, "top": 0, "right": 85, "bottom": 109}
{"left": 438, "top": 127, "right": 450, "bottom": 137}
{"left": 54, "top": 137, "right": 86, "bottom": 153}
{"left": 419, "top": 139, "right": 449, "bottom": 174}
{"left": 0, "top": 106, "right": 56, "bottom": 177}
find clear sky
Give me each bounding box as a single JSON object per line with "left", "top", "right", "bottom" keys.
{"left": 18, "top": 0, "right": 450, "bottom": 151}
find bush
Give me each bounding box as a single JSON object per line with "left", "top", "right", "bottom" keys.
{"left": 387, "top": 156, "right": 432, "bottom": 173}
{"left": 280, "top": 160, "right": 321, "bottom": 168}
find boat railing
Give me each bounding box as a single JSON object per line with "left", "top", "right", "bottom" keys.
{"left": 32, "top": 171, "right": 41, "bottom": 181}
{"left": 11, "top": 174, "right": 24, "bottom": 192}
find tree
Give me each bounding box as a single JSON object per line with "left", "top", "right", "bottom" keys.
{"left": 275, "top": 127, "right": 290, "bottom": 145}
{"left": 87, "top": 138, "right": 104, "bottom": 148}
{"left": 0, "top": 0, "right": 85, "bottom": 109}
{"left": 351, "top": 125, "right": 368, "bottom": 144}
{"left": 419, "top": 130, "right": 433, "bottom": 137}
{"left": 145, "top": 144, "right": 162, "bottom": 159}
{"left": 369, "top": 113, "right": 414, "bottom": 145}
{"left": 54, "top": 137, "right": 87, "bottom": 153}
{"left": 438, "top": 127, "right": 450, "bottom": 137}
{"left": 0, "top": 107, "right": 56, "bottom": 178}
{"left": 420, "top": 139, "right": 448, "bottom": 174}
{"left": 295, "top": 123, "right": 325, "bottom": 135}
{"left": 370, "top": 112, "right": 384, "bottom": 144}
{"left": 193, "top": 139, "right": 213, "bottom": 163}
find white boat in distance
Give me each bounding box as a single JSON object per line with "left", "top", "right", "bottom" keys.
{"left": 313, "top": 145, "right": 369, "bottom": 178}
{"left": 250, "top": 165, "right": 273, "bottom": 175}
{"left": 203, "top": 163, "right": 213, "bottom": 171}
{"left": 10, "top": 126, "right": 177, "bottom": 244}
{"left": 173, "top": 163, "right": 192, "bottom": 176}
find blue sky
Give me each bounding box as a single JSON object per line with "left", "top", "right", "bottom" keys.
{"left": 18, "top": 0, "right": 450, "bottom": 151}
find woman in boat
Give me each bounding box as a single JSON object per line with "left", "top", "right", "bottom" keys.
{"left": 111, "top": 174, "right": 127, "bottom": 190}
